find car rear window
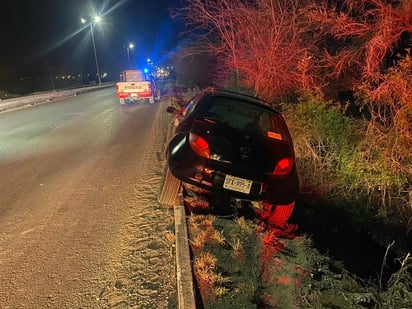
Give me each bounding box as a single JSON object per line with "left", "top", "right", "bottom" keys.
{"left": 200, "top": 96, "right": 290, "bottom": 141}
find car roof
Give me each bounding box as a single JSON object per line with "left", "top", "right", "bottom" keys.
{"left": 198, "top": 88, "right": 280, "bottom": 114}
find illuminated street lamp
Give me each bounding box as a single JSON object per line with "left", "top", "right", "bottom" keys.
{"left": 126, "top": 43, "right": 134, "bottom": 68}
{"left": 81, "top": 16, "right": 102, "bottom": 85}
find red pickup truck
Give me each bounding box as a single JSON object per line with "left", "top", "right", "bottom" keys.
{"left": 115, "top": 70, "right": 160, "bottom": 104}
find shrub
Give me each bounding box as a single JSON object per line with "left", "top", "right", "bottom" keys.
{"left": 355, "top": 53, "right": 412, "bottom": 221}
{"left": 283, "top": 93, "right": 361, "bottom": 199}
{"left": 284, "top": 90, "right": 411, "bottom": 224}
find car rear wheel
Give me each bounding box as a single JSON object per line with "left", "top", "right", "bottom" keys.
{"left": 256, "top": 201, "right": 295, "bottom": 227}
{"left": 157, "top": 167, "right": 181, "bottom": 206}
{"left": 155, "top": 89, "right": 161, "bottom": 101}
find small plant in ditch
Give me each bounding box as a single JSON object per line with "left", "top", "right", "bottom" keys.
{"left": 194, "top": 251, "right": 217, "bottom": 284}
{"left": 377, "top": 247, "right": 412, "bottom": 307}
{"left": 188, "top": 214, "right": 231, "bottom": 304}
{"left": 188, "top": 214, "right": 225, "bottom": 250}
{"left": 187, "top": 211, "right": 265, "bottom": 307}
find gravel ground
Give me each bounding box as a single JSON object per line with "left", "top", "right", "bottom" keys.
{"left": 0, "top": 94, "right": 178, "bottom": 308}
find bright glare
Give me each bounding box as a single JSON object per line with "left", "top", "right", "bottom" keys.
{"left": 129, "top": 43, "right": 134, "bottom": 49}
{"left": 81, "top": 16, "right": 101, "bottom": 24}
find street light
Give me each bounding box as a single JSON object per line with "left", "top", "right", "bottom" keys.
{"left": 126, "top": 43, "right": 134, "bottom": 68}
{"left": 81, "top": 16, "right": 102, "bottom": 85}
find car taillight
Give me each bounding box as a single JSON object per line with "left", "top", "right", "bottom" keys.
{"left": 189, "top": 133, "right": 210, "bottom": 158}
{"left": 273, "top": 158, "right": 294, "bottom": 175}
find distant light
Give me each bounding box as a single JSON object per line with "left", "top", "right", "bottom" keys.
{"left": 147, "top": 58, "right": 151, "bottom": 63}
{"left": 143, "top": 68, "right": 149, "bottom": 73}
{"left": 128, "top": 43, "right": 134, "bottom": 49}
{"left": 80, "top": 18, "right": 86, "bottom": 24}
{"left": 94, "top": 16, "right": 101, "bottom": 23}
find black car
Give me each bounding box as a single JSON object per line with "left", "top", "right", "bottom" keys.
{"left": 158, "top": 88, "right": 300, "bottom": 226}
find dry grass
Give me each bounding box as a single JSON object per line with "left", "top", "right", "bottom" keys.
{"left": 188, "top": 214, "right": 227, "bottom": 250}
{"left": 200, "top": 215, "right": 217, "bottom": 227}
{"left": 235, "top": 216, "right": 257, "bottom": 235}
{"left": 194, "top": 252, "right": 217, "bottom": 284}
{"left": 194, "top": 251, "right": 232, "bottom": 300}
{"left": 184, "top": 196, "right": 210, "bottom": 210}
{"left": 190, "top": 230, "right": 208, "bottom": 250}
{"left": 189, "top": 214, "right": 216, "bottom": 229}
{"left": 214, "top": 286, "right": 230, "bottom": 298}
{"left": 211, "top": 229, "right": 226, "bottom": 246}
{"left": 229, "top": 238, "right": 243, "bottom": 257}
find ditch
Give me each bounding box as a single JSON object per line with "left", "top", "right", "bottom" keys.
{"left": 181, "top": 186, "right": 412, "bottom": 308}
{"left": 292, "top": 200, "right": 408, "bottom": 283}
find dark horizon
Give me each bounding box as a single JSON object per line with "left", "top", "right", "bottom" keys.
{"left": 0, "top": 0, "right": 183, "bottom": 93}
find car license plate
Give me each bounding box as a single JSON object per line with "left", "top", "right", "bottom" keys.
{"left": 223, "top": 175, "right": 252, "bottom": 194}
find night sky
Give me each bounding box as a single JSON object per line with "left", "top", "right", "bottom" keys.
{"left": 0, "top": 0, "right": 183, "bottom": 86}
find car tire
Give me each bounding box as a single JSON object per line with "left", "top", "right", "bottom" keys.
{"left": 155, "top": 89, "right": 161, "bottom": 101}
{"left": 257, "top": 201, "right": 295, "bottom": 227}
{"left": 270, "top": 203, "right": 295, "bottom": 227}
{"left": 157, "top": 167, "right": 181, "bottom": 206}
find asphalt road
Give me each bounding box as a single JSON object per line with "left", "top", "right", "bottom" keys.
{"left": 0, "top": 89, "right": 176, "bottom": 308}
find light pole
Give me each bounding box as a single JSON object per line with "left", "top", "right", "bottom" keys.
{"left": 126, "top": 43, "right": 134, "bottom": 68}
{"left": 81, "top": 16, "right": 102, "bottom": 85}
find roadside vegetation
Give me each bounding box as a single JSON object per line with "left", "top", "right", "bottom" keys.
{"left": 165, "top": 0, "right": 412, "bottom": 307}
{"left": 171, "top": 0, "right": 412, "bottom": 248}
{"left": 182, "top": 203, "right": 402, "bottom": 308}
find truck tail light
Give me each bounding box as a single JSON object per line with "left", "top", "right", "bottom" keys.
{"left": 273, "top": 158, "right": 294, "bottom": 175}
{"left": 189, "top": 133, "right": 210, "bottom": 158}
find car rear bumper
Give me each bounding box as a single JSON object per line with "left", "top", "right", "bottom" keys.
{"left": 116, "top": 91, "right": 152, "bottom": 99}
{"left": 167, "top": 134, "right": 300, "bottom": 204}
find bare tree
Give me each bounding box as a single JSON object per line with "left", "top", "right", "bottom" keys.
{"left": 305, "top": 0, "right": 412, "bottom": 78}
{"left": 174, "top": 0, "right": 412, "bottom": 101}
{"left": 174, "top": 0, "right": 318, "bottom": 100}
